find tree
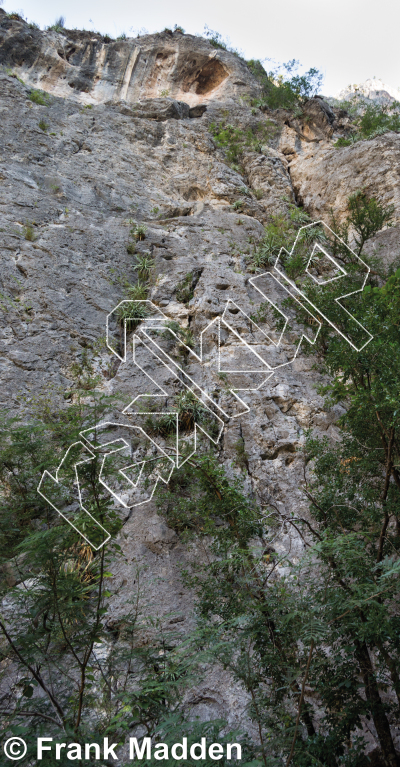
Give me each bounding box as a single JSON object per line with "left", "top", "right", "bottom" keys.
{"left": 0, "top": 366, "right": 251, "bottom": 764}
{"left": 247, "top": 59, "right": 323, "bottom": 111}
{"left": 155, "top": 259, "right": 400, "bottom": 765}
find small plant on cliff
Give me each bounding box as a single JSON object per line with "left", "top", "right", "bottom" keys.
{"left": 28, "top": 89, "right": 50, "bottom": 106}
{"left": 47, "top": 15, "right": 65, "bottom": 32}
{"left": 202, "top": 25, "right": 243, "bottom": 57}
{"left": 116, "top": 300, "right": 148, "bottom": 330}
{"left": 175, "top": 270, "right": 202, "bottom": 305}
{"left": 343, "top": 189, "right": 394, "bottom": 255}
{"left": 133, "top": 253, "right": 155, "bottom": 281}
{"left": 203, "top": 25, "right": 227, "bottom": 50}
{"left": 209, "top": 120, "right": 276, "bottom": 170}
{"left": 209, "top": 122, "right": 244, "bottom": 166}
{"left": 246, "top": 203, "right": 319, "bottom": 274}
{"left": 152, "top": 390, "right": 207, "bottom": 438}
{"left": 162, "top": 320, "right": 196, "bottom": 361}
{"left": 335, "top": 101, "right": 400, "bottom": 147}
{"left": 23, "top": 222, "right": 36, "bottom": 241}
{"left": 126, "top": 280, "right": 149, "bottom": 301}
{"left": 233, "top": 436, "right": 249, "bottom": 471}
{"left": 232, "top": 199, "right": 244, "bottom": 211}
{"left": 4, "top": 67, "right": 24, "bottom": 84}
{"left": 38, "top": 118, "right": 48, "bottom": 132}
{"left": 131, "top": 222, "right": 147, "bottom": 241}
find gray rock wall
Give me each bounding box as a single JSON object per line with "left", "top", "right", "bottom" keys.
{"left": 1, "top": 10, "right": 399, "bottom": 735}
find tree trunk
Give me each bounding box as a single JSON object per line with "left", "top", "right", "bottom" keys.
{"left": 356, "top": 641, "right": 399, "bottom": 767}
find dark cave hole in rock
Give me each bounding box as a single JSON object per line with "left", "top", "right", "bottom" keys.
{"left": 182, "top": 186, "right": 205, "bottom": 201}
{"left": 195, "top": 59, "right": 227, "bottom": 95}
{"left": 65, "top": 46, "right": 77, "bottom": 62}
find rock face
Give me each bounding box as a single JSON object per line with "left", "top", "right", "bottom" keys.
{"left": 335, "top": 77, "right": 400, "bottom": 105}
{"left": 282, "top": 128, "right": 400, "bottom": 259}
{"left": 0, "top": 8, "right": 399, "bottom": 739}
{"left": 0, "top": 12, "right": 259, "bottom": 106}
{"left": 288, "top": 132, "right": 400, "bottom": 225}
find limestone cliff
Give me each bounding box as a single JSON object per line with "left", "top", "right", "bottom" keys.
{"left": 0, "top": 9, "right": 399, "bottom": 751}
{"left": 0, "top": 13, "right": 259, "bottom": 106}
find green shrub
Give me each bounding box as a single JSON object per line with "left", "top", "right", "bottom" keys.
{"left": 358, "top": 101, "right": 400, "bottom": 137}
{"left": 175, "top": 270, "right": 201, "bottom": 305}
{"left": 126, "top": 281, "right": 148, "bottom": 300}
{"left": 38, "top": 118, "right": 48, "bottom": 132}
{"left": 154, "top": 390, "right": 207, "bottom": 437}
{"left": 334, "top": 136, "right": 354, "bottom": 147}
{"left": 163, "top": 320, "right": 196, "bottom": 355}
{"left": 209, "top": 120, "right": 276, "bottom": 169}
{"left": 28, "top": 89, "right": 50, "bottom": 106}
{"left": 130, "top": 222, "right": 147, "bottom": 241}
{"left": 246, "top": 203, "right": 319, "bottom": 275}
{"left": 47, "top": 16, "right": 65, "bottom": 32}
{"left": 202, "top": 25, "right": 242, "bottom": 56}
{"left": 116, "top": 300, "right": 148, "bottom": 330}
{"left": 248, "top": 58, "right": 323, "bottom": 111}
{"left": 209, "top": 122, "right": 244, "bottom": 166}
{"left": 335, "top": 102, "right": 400, "bottom": 147}
{"left": 346, "top": 189, "right": 394, "bottom": 254}
{"left": 277, "top": 190, "right": 395, "bottom": 350}
{"left": 23, "top": 222, "right": 36, "bottom": 241}
{"left": 203, "top": 25, "right": 227, "bottom": 50}
{"left": 133, "top": 254, "right": 154, "bottom": 280}
{"left": 232, "top": 199, "right": 244, "bottom": 210}
{"left": 233, "top": 437, "right": 249, "bottom": 471}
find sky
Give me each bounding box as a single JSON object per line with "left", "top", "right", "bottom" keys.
{"left": 2, "top": 0, "right": 399, "bottom": 97}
